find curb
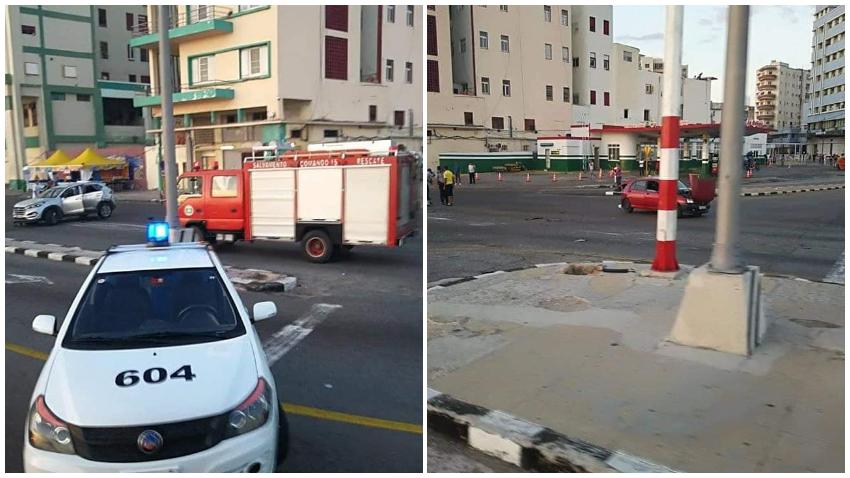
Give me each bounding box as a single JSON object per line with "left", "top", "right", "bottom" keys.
{"left": 741, "top": 184, "right": 845, "bottom": 196}
{"left": 427, "top": 389, "right": 676, "bottom": 473}
{"left": 5, "top": 243, "right": 100, "bottom": 266}
{"left": 427, "top": 262, "right": 566, "bottom": 291}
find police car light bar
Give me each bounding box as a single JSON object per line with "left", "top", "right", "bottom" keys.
{"left": 146, "top": 221, "right": 170, "bottom": 246}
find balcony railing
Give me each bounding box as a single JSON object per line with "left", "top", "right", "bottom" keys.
{"left": 132, "top": 81, "right": 235, "bottom": 108}
{"left": 132, "top": 6, "right": 236, "bottom": 36}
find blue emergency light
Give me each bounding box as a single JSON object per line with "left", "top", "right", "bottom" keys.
{"left": 146, "top": 221, "right": 170, "bottom": 246}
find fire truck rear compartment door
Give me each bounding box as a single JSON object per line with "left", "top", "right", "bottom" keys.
{"left": 344, "top": 166, "right": 389, "bottom": 245}
{"left": 250, "top": 169, "right": 296, "bottom": 239}
{"left": 297, "top": 168, "right": 343, "bottom": 222}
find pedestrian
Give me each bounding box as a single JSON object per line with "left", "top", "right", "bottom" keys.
{"left": 612, "top": 164, "right": 623, "bottom": 190}
{"left": 454, "top": 166, "right": 463, "bottom": 185}
{"left": 427, "top": 168, "right": 435, "bottom": 206}
{"left": 436, "top": 166, "right": 447, "bottom": 205}
{"left": 468, "top": 163, "right": 476, "bottom": 184}
{"left": 588, "top": 161, "right": 595, "bottom": 176}
{"left": 443, "top": 166, "right": 455, "bottom": 206}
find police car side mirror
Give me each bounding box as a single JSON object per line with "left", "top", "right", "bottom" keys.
{"left": 33, "top": 315, "right": 57, "bottom": 336}
{"left": 252, "top": 302, "right": 277, "bottom": 323}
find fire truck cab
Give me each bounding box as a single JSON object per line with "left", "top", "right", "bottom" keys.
{"left": 176, "top": 148, "right": 417, "bottom": 263}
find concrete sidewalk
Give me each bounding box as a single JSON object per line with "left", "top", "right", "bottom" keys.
{"left": 427, "top": 263, "right": 844, "bottom": 472}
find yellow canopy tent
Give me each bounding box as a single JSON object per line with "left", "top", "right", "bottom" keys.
{"left": 67, "top": 148, "right": 127, "bottom": 169}
{"left": 29, "top": 149, "right": 74, "bottom": 168}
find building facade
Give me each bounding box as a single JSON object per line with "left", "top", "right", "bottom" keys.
{"left": 755, "top": 61, "right": 809, "bottom": 131}
{"left": 5, "top": 5, "right": 151, "bottom": 189}
{"left": 806, "top": 5, "right": 845, "bottom": 155}
{"left": 131, "top": 5, "right": 422, "bottom": 189}
{"left": 426, "top": 5, "right": 712, "bottom": 168}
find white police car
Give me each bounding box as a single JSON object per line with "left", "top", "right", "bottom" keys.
{"left": 24, "top": 222, "right": 288, "bottom": 472}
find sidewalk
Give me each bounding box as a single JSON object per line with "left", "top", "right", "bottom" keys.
{"left": 427, "top": 263, "right": 844, "bottom": 472}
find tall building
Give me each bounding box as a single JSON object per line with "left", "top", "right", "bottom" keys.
{"left": 426, "top": 5, "right": 712, "bottom": 167}
{"left": 755, "top": 61, "right": 809, "bottom": 131}
{"left": 5, "top": 5, "right": 151, "bottom": 189}
{"left": 806, "top": 5, "right": 845, "bottom": 155}
{"left": 131, "top": 5, "right": 422, "bottom": 189}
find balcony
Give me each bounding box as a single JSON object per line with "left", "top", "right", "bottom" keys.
{"left": 757, "top": 112, "right": 775, "bottom": 120}
{"left": 133, "top": 84, "right": 235, "bottom": 108}
{"left": 758, "top": 83, "right": 777, "bottom": 90}
{"left": 758, "top": 72, "right": 777, "bottom": 80}
{"left": 758, "top": 104, "right": 776, "bottom": 110}
{"left": 758, "top": 91, "right": 776, "bottom": 100}
{"left": 129, "top": 6, "right": 234, "bottom": 49}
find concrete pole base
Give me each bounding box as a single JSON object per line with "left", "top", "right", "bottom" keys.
{"left": 668, "top": 264, "right": 767, "bottom": 356}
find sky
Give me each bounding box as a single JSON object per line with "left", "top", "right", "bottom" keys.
{"left": 613, "top": 5, "right": 815, "bottom": 105}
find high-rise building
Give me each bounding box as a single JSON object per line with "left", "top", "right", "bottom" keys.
{"left": 755, "top": 61, "right": 809, "bottom": 131}
{"left": 806, "top": 5, "right": 845, "bottom": 155}
{"left": 5, "top": 5, "right": 151, "bottom": 189}
{"left": 131, "top": 5, "right": 422, "bottom": 189}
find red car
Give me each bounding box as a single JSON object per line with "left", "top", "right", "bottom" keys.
{"left": 619, "top": 177, "right": 713, "bottom": 217}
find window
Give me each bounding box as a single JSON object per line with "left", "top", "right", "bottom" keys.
{"left": 544, "top": 43, "right": 552, "bottom": 60}
{"left": 427, "top": 15, "right": 438, "bottom": 55}
{"left": 464, "top": 112, "right": 474, "bottom": 125}
{"left": 406, "top": 6, "right": 415, "bottom": 26}
{"left": 385, "top": 59, "right": 394, "bottom": 82}
{"left": 98, "top": 8, "right": 107, "bottom": 27}
{"left": 500, "top": 5, "right": 508, "bottom": 12}
{"left": 459, "top": 38, "right": 466, "bottom": 53}
{"left": 561, "top": 9, "right": 569, "bottom": 26}
{"left": 603, "top": 19, "right": 610, "bottom": 35}
{"left": 126, "top": 13, "right": 134, "bottom": 31}
{"left": 62, "top": 66, "right": 78, "bottom": 78}
{"left": 129, "top": 74, "right": 137, "bottom": 82}
{"left": 51, "top": 92, "right": 65, "bottom": 101}
{"left": 192, "top": 56, "right": 213, "bottom": 83}
{"left": 573, "top": 57, "right": 579, "bottom": 67}
{"left": 524, "top": 119, "right": 536, "bottom": 132}
{"left": 101, "top": 72, "right": 110, "bottom": 80}
{"left": 604, "top": 91, "right": 610, "bottom": 106}
{"left": 394, "top": 110, "right": 405, "bottom": 128}
{"left": 77, "top": 94, "right": 91, "bottom": 102}
{"left": 127, "top": 45, "right": 135, "bottom": 61}
{"left": 195, "top": 6, "right": 211, "bottom": 21}
{"left": 238, "top": 5, "right": 261, "bottom": 12}
{"left": 480, "top": 31, "right": 489, "bottom": 49}
{"left": 323, "top": 129, "right": 339, "bottom": 138}
{"left": 562, "top": 47, "right": 570, "bottom": 63}
{"left": 240, "top": 45, "right": 269, "bottom": 78}
{"left": 502, "top": 79, "right": 511, "bottom": 97}
{"left": 590, "top": 52, "right": 596, "bottom": 68}
{"left": 481, "top": 77, "right": 490, "bottom": 95}
{"left": 21, "top": 25, "right": 36, "bottom": 35}
{"left": 644, "top": 109, "right": 650, "bottom": 121}
{"left": 631, "top": 180, "right": 646, "bottom": 192}
{"left": 608, "top": 144, "right": 620, "bottom": 161}
{"left": 387, "top": 5, "right": 395, "bottom": 23}
{"left": 590, "top": 90, "right": 597, "bottom": 105}
{"left": 326, "top": 6, "right": 348, "bottom": 31}
{"left": 405, "top": 62, "right": 413, "bottom": 83}
{"left": 573, "top": 93, "right": 579, "bottom": 103}
{"left": 624, "top": 108, "right": 629, "bottom": 118}
{"left": 141, "top": 48, "right": 149, "bottom": 63}
{"left": 141, "top": 75, "right": 150, "bottom": 84}
{"left": 491, "top": 116, "right": 504, "bottom": 130}
{"left": 589, "top": 16, "right": 596, "bottom": 32}
{"left": 645, "top": 84, "right": 653, "bottom": 94}
{"left": 623, "top": 50, "right": 633, "bottom": 62}
{"left": 603, "top": 54, "right": 610, "bottom": 70}
{"left": 500, "top": 35, "right": 509, "bottom": 53}
{"left": 563, "top": 87, "right": 570, "bottom": 102}
{"left": 99, "top": 41, "right": 109, "bottom": 59}
{"left": 545, "top": 85, "right": 553, "bottom": 101}
{"left": 210, "top": 176, "right": 238, "bottom": 197}
{"left": 544, "top": 6, "right": 551, "bottom": 22}
{"left": 427, "top": 59, "right": 439, "bottom": 92}
{"left": 325, "top": 36, "right": 348, "bottom": 80}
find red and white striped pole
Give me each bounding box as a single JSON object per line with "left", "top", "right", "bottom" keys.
{"left": 651, "top": 5, "right": 683, "bottom": 272}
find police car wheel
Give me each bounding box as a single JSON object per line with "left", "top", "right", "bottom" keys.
{"left": 302, "top": 230, "right": 334, "bottom": 263}
{"left": 96, "top": 202, "right": 112, "bottom": 219}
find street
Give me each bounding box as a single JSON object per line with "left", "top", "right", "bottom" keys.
{"left": 427, "top": 178, "right": 845, "bottom": 283}
{"left": 4, "top": 198, "right": 423, "bottom": 472}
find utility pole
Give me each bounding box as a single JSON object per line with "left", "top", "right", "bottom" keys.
{"left": 651, "top": 5, "right": 683, "bottom": 272}
{"left": 709, "top": 5, "right": 749, "bottom": 273}
{"left": 157, "top": 6, "right": 179, "bottom": 236}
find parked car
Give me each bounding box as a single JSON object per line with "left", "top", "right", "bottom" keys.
{"left": 12, "top": 182, "right": 115, "bottom": 226}
{"left": 619, "top": 177, "right": 713, "bottom": 217}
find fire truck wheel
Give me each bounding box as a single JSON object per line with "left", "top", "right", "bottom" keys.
{"left": 303, "top": 230, "right": 334, "bottom": 263}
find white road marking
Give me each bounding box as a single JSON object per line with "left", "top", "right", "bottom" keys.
{"left": 430, "top": 217, "right": 454, "bottom": 221}
{"left": 6, "top": 274, "right": 53, "bottom": 285}
{"left": 823, "top": 252, "right": 845, "bottom": 285}
{"left": 262, "top": 303, "right": 341, "bottom": 365}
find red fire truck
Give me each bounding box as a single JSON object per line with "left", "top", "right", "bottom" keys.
{"left": 176, "top": 148, "right": 417, "bottom": 262}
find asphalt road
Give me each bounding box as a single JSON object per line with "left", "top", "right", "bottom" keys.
{"left": 427, "top": 184, "right": 845, "bottom": 283}
{"left": 427, "top": 431, "right": 522, "bottom": 473}
{"left": 4, "top": 198, "right": 423, "bottom": 472}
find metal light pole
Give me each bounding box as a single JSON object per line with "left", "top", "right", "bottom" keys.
{"left": 709, "top": 6, "right": 749, "bottom": 273}
{"left": 651, "top": 5, "right": 683, "bottom": 272}
{"left": 157, "top": 6, "right": 179, "bottom": 234}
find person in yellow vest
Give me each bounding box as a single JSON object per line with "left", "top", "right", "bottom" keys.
{"left": 443, "top": 167, "right": 455, "bottom": 206}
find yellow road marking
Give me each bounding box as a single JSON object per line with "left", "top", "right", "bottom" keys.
{"left": 5, "top": 342, "right": 422, "bottom": 435}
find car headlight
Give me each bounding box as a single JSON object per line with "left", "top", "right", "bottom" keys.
{"left": 686, "top": 198, "right": 694, "bottom": 204}
{"left": 26, "top": 202, "right": 44, "bottom": 209}
{"left": 28, "top": 395, "right": 75, "bottom": 455}
{"left": 224, "top": 378, "right": 272, "bottom": 438}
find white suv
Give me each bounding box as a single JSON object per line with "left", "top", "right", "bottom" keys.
{"left": 23, "top": 233, "right": 287, "bottom": 472}
{"left": 12, "top": 182, "right": 115, "bottom": 226}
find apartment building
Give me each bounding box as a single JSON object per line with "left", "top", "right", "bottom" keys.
{"left": 131, "top": 5, "right": 422, "bottom": 189}
{"left": 806, "top": 5, "right": 845, "bottom": 155}
{"left": 755, "top": 61, "right": 809, "bottom": 131}
{"left": 5, "top": 5, "right": 150, "bottom": 188}
{"left": 426, "top": 5, "right": 712, "bottom": 167}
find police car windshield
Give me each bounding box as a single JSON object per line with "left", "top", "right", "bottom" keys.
{"left": 63, "top": 267, "right": 245, "bottom": 350}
